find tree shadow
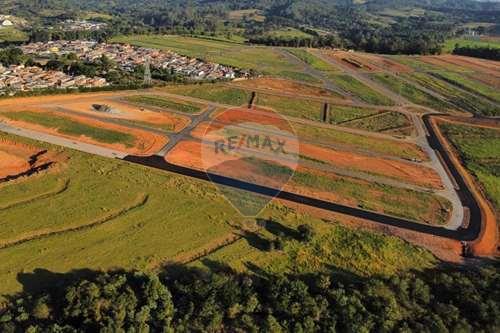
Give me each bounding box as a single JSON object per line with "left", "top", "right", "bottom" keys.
{"left": 257, "top": 218, "right": 300, "bottom": 240}
{"left": 16, "top": 268, "right": 100, "bottom": 295}
{"left": 240, "top": 230, "right": 271, "bottom": 251}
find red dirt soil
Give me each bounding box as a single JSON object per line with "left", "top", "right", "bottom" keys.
{"left": 299, "top": 142, "right": 443, "bottom": 189}
{"left": 166, "top": 139, "right": 448, "bottom": 226}
{"left": 432, "top": 116, "right": 498, "bottom": 256}
{"left": 0, "top": 110, "right": 168, "bottom": 156}
{"left": 0, "top": 92, "right": 190, "bottom": 133}
{"left": 0, "top": 139, "right": 60, "bottom": 180}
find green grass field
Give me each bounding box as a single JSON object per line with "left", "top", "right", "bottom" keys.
{"left": 191, "top": 217, "right": 436, "bottom": 277}
{"left": 443, "top": 38, "right": 500, "bottom": 53}
{"left": 0, "top": 133, "right": 438, "bottom": 295}
{"left": 266, "top": 28, "right": 313, "bottom": 39}
{"left": 371, "top": 73, "right": 452, "bottom": 111}
{"left": 0, "top": 111, "right": 135, "bottom": 147}
{"left": 403, "top": 72, "right": 498, "bottom": 116}
{"left": 0, "top": 27, "right": 28, "bottom": 43}
{"left": 286, "top": 48, "right": 337, "bottom": 72}
{"left": 440, "top": 123, "right": 500, "bottom": 213}
{"left": 163, "top": 84, "right": 251, "bottom": 106}
{"left": 124, "top": 95, "right": 203, "bottom": 114}
{"left": 328, "top": 74, "right": 395, "bottom": 106}
{"left": 254, "top": 93, "right": 324, "bottom": 121}
{"left": 111, "top": 35, "right": 310, "bottom": 80}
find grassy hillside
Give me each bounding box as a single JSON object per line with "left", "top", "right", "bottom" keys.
{"left": 0, "top": 132, "right": 438, "bottom": 296}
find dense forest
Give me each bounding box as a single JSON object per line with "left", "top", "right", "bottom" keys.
{"left": 0, "top": 262, "right": 498, "bottom": 332}
{"left": 1, "top": 0, "right": 499, "bottom": 55}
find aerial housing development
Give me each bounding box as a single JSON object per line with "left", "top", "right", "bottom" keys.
{"left": 0, "top": 64, "right": 108, "bottom": 96}
{"left": 21, "top": 40, "right": 237, "bottom": 80}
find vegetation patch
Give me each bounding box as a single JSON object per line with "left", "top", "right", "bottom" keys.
{"left": 432, "top": 71, "right": 500, "bottom": 104}
{"left": 124, "top": 95, "right": 203, "bottom": 114}
{"left": 164, "top": 84, "right": 251, "bottom": 106}
{"left": 0, "top": 111, "right": 136, "bottom": 146}
{"left": 342, "top": 111, "right": 411, "bottom": 133}
{"left": 287, "top": 48, "right": 337, "bottom": 72}
{"left": 292, "top": 122, "right": 427, "bottom": 161}
{"left": 328, "top": 74, "right": 394, "bottom": 105}
{"left": 403, "top": 72, "right": 498, "bottom": 116}
{"left": 254, "top": 93, "right": 323, "bottom": 121}
{"left": 371, "top": 73, "right": 451, "bottom": 111}
{"left": 440, "top": 123, "right": 500, "bottom": 213}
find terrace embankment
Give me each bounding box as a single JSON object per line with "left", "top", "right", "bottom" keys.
{"left": 0, "top": 139, "right": 60, "bottom": 182}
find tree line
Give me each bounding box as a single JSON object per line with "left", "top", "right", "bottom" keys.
{"left": 0, "top": 260, "right": 498, "bottom": 332}
{"left": 453, "top": 45, "right": 500, "bottom": 61}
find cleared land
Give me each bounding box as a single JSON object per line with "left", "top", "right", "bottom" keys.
{"left": 124, "top": 95, "right": 204, "bottom": 114}
{"left": 371, "top": 73, "right": 452, "bottom": 111}
{"left": 207, "top": 107, "right": 427, "bottom": 161}
{"left": 287, "top": 48, "right": 338, "bottom": 73}
{"left": 0, "top": 132, "right": 438, "bottom": 295}
{"left": 0, "top": 110, "right": 167, "bottom": 155}
{"left": 402, "top": 72, "right": 498, "bottom": 116}
{"left": 326, "top": 74, "right": 395, "bottom": 105}
{"left": 166, "top": 140, "right": 450, "bottom": 225}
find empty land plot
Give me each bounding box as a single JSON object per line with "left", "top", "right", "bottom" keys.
{"left": 166, "top": 141, "right": 449, "bottom": 224}
{"left": 266, "top": 28, "right": 313, "bottom": 40}
{"left": 286, "top": 48, "right": 338, "bottom": 73}
{"left": 340, "top": 111, "right": 412, "bottom": 134}
{"left": 432, "top": 55, "right": 500, "bottom": 76}
{"left": 230, "top": 77, "right": 342, "bottom": 99}
{"left": 403, "top": 72, "right": 498, "bottom": 116}
{"left": 254, "top": 93, "right": 324, "bottom": 121}
{"left": 57, "top": 98, "right": 190, "bottom": 132}
{"left": 371, "top": 73, "right": 452, "bottom": 111}
{"left": 203, "top": 108, "right": 427, "bottom": 160}
{"left": 322, "top": 50, "right": 382, "bottom": 72}
{"left": 298, "top": 142, "right": 441, "bottom": 189}
{"left": 440, "top": 122, "right": 500, "bottom": 214}
{"left": 355, "top": 53, "right": 412, "bottom": 73}
{"left": 327, "top": 74, "right": 395, "bottom": 105}
{"left": 0, "top": 110, "right": 167, "bottom": 155}
{"left": 163, "top": 84, "right": 251, "bottom": 106}
{"left": 431, "top": 71, "right": 500, "bottom": 104}
{"left": 417, "top": 56, "right": 474, "bottom": 73}
{"left": 124, "top": 95, "right": 203, "bottom": 114}
{"left": 292, "top": 122, "right": 427, "bottom": 161}
{"left": 328, "top": 105, "right": 379, "bottom": 124}
{"left": 111, "top": 35, "right": 311, "bottom": 81}
{"left": 389, "top": 56, "right": 444, "bottom": 72}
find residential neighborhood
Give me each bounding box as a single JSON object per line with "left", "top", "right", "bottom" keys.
{"left": 0, "top": 63, "right": 108, "bottom": 96}
{"left": 20, "top": 40, "right": 238, "bottom": 79}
